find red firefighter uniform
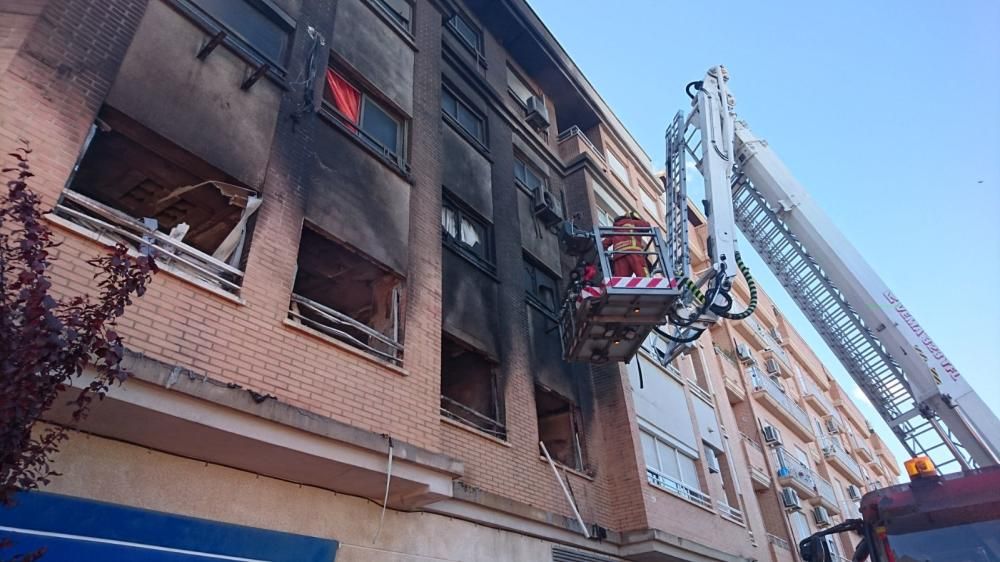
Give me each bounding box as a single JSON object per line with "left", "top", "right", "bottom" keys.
{"left": 603, "top": 213, "right": 651, "bottom": 277}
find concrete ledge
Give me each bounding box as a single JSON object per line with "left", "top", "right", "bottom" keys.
{"left": 46, "top": 350, "right": 462, "bottom": 509}
{"left": 620, "top": 528, "right": 753, "bottom": 562}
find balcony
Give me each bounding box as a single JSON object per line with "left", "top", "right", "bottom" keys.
{"left": 717, "top": 501, "right": 745, "bottom": 525}
{"left": 802, "top": 379, "right": 836, "bottom": 416}
{"left": 746, "top": 316, "right": 792, "bottom": 369}
{"left": 823, "top": 439, "right": 864, "bottom": 485}
{"left": 773, "top": 446, "right": 817, "bottom": 499}
{"left": 714, "top": 344, "right": 746, "bottom": 404}
{"left": 810, "top": 474, "right": 841, "bottom": 514}
{"left": 853, "top": 443, "right": 874, "bottom": 463}
{"left": 767, "top": 533, "right": 796, "bottom": 562}
{"left": 741, "top": 432, "right": 772, "bottom": 491}
{"left": 646, "top": 468, "right": 712, "bottom": 509}
{"left": 747, "top": 366, "right": 813, "bottom": 440}
{"left": 557, "top": 126, "right": 606, "bottom": 167}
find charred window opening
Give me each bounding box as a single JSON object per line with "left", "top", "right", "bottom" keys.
{"left": 289, "top": 225, "right": 404, "bottom": 365}
{"left": 175, "top": 0, "right": 295, "bottom": 71}
{"left": 441, "top": 191, "right": 493, "bottom": 269}
{"left": 56, "top": 109, "right": 260, "bottom": 295}
{"left": 524, "top": 257, "right": 559, "bottom": 314}
{"left": 440, "top": 335, "right": 505, "bottom": 439}
{"left": 535, "top": 385, "right": 585, "bottom": 470}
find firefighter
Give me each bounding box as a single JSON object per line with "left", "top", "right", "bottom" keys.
{"left": 603, "top": 211, "right": 651, "bottom": 277}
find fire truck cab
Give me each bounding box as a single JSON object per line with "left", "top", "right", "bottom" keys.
{"left": 800, "top": 462, "right": 1000, "bottom": 562}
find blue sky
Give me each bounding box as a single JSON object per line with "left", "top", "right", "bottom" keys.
{"left": 526, "top": 0, "right": 1000, "bottom": 474}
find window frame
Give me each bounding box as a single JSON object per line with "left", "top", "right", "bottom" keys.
{"left": 441, "top": 85, "right": 487, "bottom": 147}
{"left": 322, "top": 67, "right": 408, "bottom": 172}
{"left": 441, "top": 191, "right": 494, "bottom": 271}
{"left": 523, "top": 256, "right": 560, "bottom": 316}
{"left": 513, "top": 156, "right": 547, "bottom": 195}
{"left": 641, "top": 426, "right": 704, "bottom": 494}
{"left": 446, "top": 12, "right": 485, "bottom": 63}
{"left": 506, "top": 65, "right": 537, "bottom": 108}
{"left": 534, "top": 384, "right": 586, "bottom": 471}
{"left": 606, "top": 149, "right": 631, "bottom": 186}
{"left": 369, "top": 0, "right": 413, "bottom": 34}
{"left": 173, "top": 0, "right": 295, "bottom": 73}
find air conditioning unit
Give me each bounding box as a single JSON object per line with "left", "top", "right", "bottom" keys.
{"left": 525, "top": 96, "right": 550, "bottom": 130}
{"left": 765, "top": 357, "right": 781, "bottom": 375}
{"left": 813, "top": 506, "right": 831, "bottom": 527}
{"left": 769, "top": 326, "right": 784, "bottom": 343}
{"left": 532, "top": 186, "right": 563, "bottom": 227}
{"left": 736, "top": 343, "right": 753, "bottom": 362}
{"left": 825, "top": 417, "right": 841, "bottom": 434}
{"left": 846, "top": 485, "right": 861, "bottom": 501}
{"left": 781, "top": 488, "right": 801, "bottom": 510}
{"left": 762, "top": 425, "right": 783, "bottom": 447}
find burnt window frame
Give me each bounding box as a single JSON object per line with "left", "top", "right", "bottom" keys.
{"left": 322, "top": 66, "right": 410, "bottom": 173}
{"left": 523, "top": 255, "right": 560, "bottom": 317}
{"left": 440, "top": 334, "right": 506, "bottom": 440}
{"left": 446, "top": 12, "right": 485, "bottom": 64}
{"left": 513, "top": 156, "right": 547, "bottom": 196}
{"left": 441, "top": 191, "right": 494, "bottom": 273}
{"left": 367, "top": 0, "right": 413, "bottom": 34}
{"left": 441, "top": 85, "right": 487, "bottom": 148}
{"left": 534, "top": 384, "right": 587, "bottom": 471}
{"left": 172, "top": 0, "right": 295, "bottom": 76}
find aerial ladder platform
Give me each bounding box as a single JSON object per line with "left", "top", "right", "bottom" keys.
{"left": 558, "top": 66, "right": 1000, "bottom": 474}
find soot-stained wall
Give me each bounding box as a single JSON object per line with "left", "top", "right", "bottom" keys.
{"left": 442, "top": 126, "right": 492, "bottom": 219}
{"left": 442, "top": 250, "right": 499, "bottom": 358}
{"left": 306, "top": 123, "right": 411, "bottom": 274}
{"left": 106, "top": 0, "right": 284, "bottom": 189}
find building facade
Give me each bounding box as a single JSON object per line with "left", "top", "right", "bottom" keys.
{"left": 0, "top": 0, "right": 896, "bottom": 560}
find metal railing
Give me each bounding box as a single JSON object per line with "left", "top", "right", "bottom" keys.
{"left": 803, "top": 377, "right": 837, "bottom": 414}
{"left": 823, "top": 438, "right": 862, "bottom": 479}
{"left": 54, "top": 190, "right": 244, "bottom": 294}
{"left": 440, "top": 395, "right": 506, "bottom": 439}
{"left": 814, "top": 474, "right": 838, "bottom": 507}
{"left": 774, "top": 446, "right": 816, "bottom": 491}
{"left": 717, "top": 501, "right": 745, "bottom": 524}
{"left": 289, "top": 293, "right": 403, "bottom": 365}
{"left": 646, "top": 468, "right": 711, "bottom": 509}
{"left": 767, "top": 533, "right": 792, "bottom": 551}
{"left": 556, "top": 126, "right": 607, "bottom": 164}
{"left": 747, "top": 365, "right": 811, "bottom": 430}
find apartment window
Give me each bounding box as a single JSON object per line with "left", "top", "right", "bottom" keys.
{"left": 789, "top": 510, "right": 812, "bottom": 544}
{"left": 535, "top": 385, "right": 585, "bottom": 470}
{"left": 441, "top": 193, "right": 492, "bottom": 267}
{"left": 55, "top": 110, "right": 260, "bottom": 296}
{"left": 640, "top": 428, "right": 707, "bottom": 505}
{"left": 372, "top": 0, "right": 412, "bottom": 33}
{"left": 447, "top": 12, "right": 483, "bottom": 57}
{"left": 514, "top": 157, "right": 546, "bottom": 193}
{"left": 524, "top": 258, "right": 559, "bottom": 313}
{"left": 506, "top": 66, "right": 535, "bottom": 106}
{"left": 185, "top": 0, "right": 293, "bottom": 67}
{"left": 606, "top": 150, "right": 630, "bottom": 185}
{"left": 324, "top": 69, "right": 405, "bottom": 168}
{"left": 441, "top": 335, "right": 505, "bottom": 439}
{"left": 640, "top": 191, "right": 658, "bottom": 216}
{"left": 596, "top": 207, "right": 614, "bottom": 227}
{"left": 289, "top": 226, "right": 404, "bottom": 365}
{"left": 442, "top": 87, "right": 486, "bottom": 144}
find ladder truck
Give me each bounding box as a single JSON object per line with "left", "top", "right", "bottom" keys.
{"left": 558, "top": 65, "right": 1000, "bottom": 561}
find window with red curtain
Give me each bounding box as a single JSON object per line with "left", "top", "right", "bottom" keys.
{"left": 325, "top": 69, "right": 361, "bottom": 127}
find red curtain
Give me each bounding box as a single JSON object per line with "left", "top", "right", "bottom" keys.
{"left": 325, "top": 69, "right": 361, "bottom": 128}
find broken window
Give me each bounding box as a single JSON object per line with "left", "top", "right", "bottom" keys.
{"left": 373, "top": 0, "right": 413, "bottom": 33}
{"left": 535, "top": 385, "right": 585, "bottom": 470}
{"left": 324, "top": 68, "right": 406, "bottom": 168}
{"left": 186, "top": 0, "right": 294, "bottom": 67}
{"left": 55, "top": 109, "right": 260, "bottom": 295}
{"left": 441, "top": 192, "right": 492, "bottom": 267}
{"left": 288, "top": 225, "right": 404, "bottom": 365}
{"left": 440, "top": 334, "right": 505, "bottom": 438}
{"left": 524, "top": 257, "right": 559, "bottom": 314}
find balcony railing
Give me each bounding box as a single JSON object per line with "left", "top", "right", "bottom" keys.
{"left": 803, "top": 378, "right": 836, "bottom": 415}
{"left": 774, "top": 446, "right": 816, "bottom": 495}
{"left": 646, "top": 468, "right": 711, "bottom": 509}
{"left": 557, "top": 126, "right": 607, "bottom": 164}
{"left": 746, "top": 315, "right": 792, "bottom": 367}
{"left": 813, "top": 474, "right": 839, "bottom": 511}
{"left": 747, "top": 366, "right": 811, "bottom": 431}
{"left": 717, "top": 501, "right": 745, "bottom": 524}
{"left": 54, "top": 190, "right": 245, "bottom": 295}
{"left": 289, "top": 293, "right": 403, "bottom": 365}
{"left": 823, "top": 438, "right": 863, "bottom": 481}
{"left": 767, "top": 533, "right": 792, "bottom": 551}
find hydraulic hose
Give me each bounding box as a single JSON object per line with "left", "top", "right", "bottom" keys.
{"left": 718, "top": 251, "right": 757, "bottom": 320}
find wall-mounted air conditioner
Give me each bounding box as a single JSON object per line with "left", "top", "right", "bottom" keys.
{"left": 765, "top": 357, "right": 781, "bottom": 375}
{"left": 525, "top": 96, "right": 550, "bottom": 130}
{"left": 813, "top": 506, "right": 831, "bottom": 526}
{"left": 781, "top": 488, "right": 801, "bottom": 510}
{"left": 532, "top": 186, "right": 563, "bottom": 227}
{"left": 763, "top": 425, "right": 783, "bottom": 447}
{"left": 736, "top": 343, "right": 753, "bottom": 362}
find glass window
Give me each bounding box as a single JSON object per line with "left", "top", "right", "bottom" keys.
{"left": 514, "top": 158, "right": 545, "bottom": 191}
{"left": 325, "top": 69, "right": 405, "bottom": 166}
{"left": 640, "top": 431, "right": 658, "bottom": 470}
{"left": 442, "top": 88, "right": 486, "bottom": 144}
{"left": 375, "top": 0, "right": 412, "bottom": 32}
{"left": 640, "top": 191, "right": 658, "bottom": 216}
{"left": 192, "top": 0, "right": 292, "bottom": 65}
{"left": 658, "top": 442, "right": 681, "bottom": 480}
{"left": 442, "top": 195, "right": 491, "bottom": 265}
{"left": 677, "top": 453, "right": 700, "bottom": 489}
{"left": 790, "top": 511, "right": 812, "bottom": 544}
{"left": 524, "top": 259, "right": 559, "bottom": 312}
{"left": 448, "top": 13, "right": 482, "bottom": 55}
{"left": 606, "top": 150, "right": 630, "bottom": 185}
{"left": 507, "top": 67, "right": 535, "bottom": 105}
